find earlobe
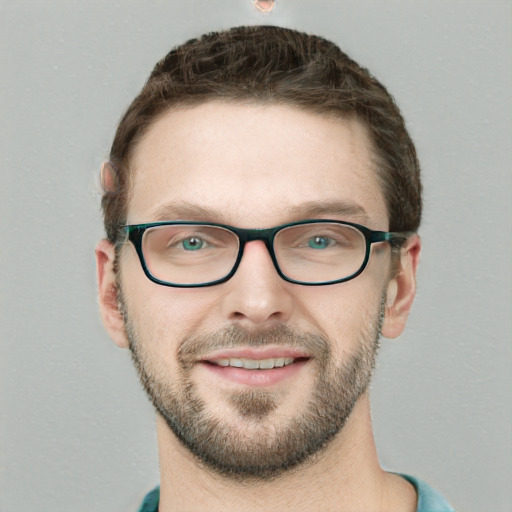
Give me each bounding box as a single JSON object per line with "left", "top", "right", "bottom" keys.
{"left": 381, "top": 234, "right": 421, "bottom": 339}
{"left": 95, "top": 239, "right": 129, "bottom": 348}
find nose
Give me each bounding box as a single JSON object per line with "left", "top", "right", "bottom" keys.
{"left": 220, "top": 240, "right": 294, "bottom": 329}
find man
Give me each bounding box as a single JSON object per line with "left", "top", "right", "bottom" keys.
{"left": 96, "top": 26, "right": 454, "bottom": 511}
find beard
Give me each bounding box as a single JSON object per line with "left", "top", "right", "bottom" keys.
{"left": 120, "top": 292, "right": 384, "bottom": 482}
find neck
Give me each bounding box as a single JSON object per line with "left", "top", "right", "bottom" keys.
{"left": 155, "top": 395, "right": 417, "bottom": 512}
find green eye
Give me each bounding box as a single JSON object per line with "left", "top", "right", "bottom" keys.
{"left": 182, "top": 237, "right": 204, "bottom": 251}
{"left": 308, "top": 236, "right": 332, "bottom": 249}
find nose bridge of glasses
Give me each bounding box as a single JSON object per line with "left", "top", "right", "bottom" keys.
{"left": 235, "top": 226, "right": 277, "bottom": 251}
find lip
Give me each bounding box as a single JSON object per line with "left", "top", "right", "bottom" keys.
{"left": 201, "top": 347, "right": 311, "bottom": 361}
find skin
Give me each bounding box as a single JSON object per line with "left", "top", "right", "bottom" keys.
{"left": 96, "top": 102, "right": 421, "bottom": 511}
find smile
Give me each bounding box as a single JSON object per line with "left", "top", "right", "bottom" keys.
{"left": 197, "top": 347, "right": 312, "bottom": 386}
{"left": 209, "top": 357, "right": 296, "bottom": 369}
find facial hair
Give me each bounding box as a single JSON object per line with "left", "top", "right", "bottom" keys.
{"left": 121, "top": 292, "right": 384, "bottom": 482}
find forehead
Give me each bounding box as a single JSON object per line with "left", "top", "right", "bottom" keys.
{"left": 128, "top": 101, "right": 388, "bottom": 228}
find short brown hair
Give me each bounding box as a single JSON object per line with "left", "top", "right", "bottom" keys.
{"left": 102, "top": 25, "right": 421, "bottom": 242}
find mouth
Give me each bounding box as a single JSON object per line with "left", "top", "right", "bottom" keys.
{"left": 198, "top": 349, "right": 311, "bottom": 387}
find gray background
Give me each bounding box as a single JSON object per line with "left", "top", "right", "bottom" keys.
{"left": 1, "top": 1, "right": 511, "bottom": 511}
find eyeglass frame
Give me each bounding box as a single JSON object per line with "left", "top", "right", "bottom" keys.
{"left": 118, "top": 219, "right": 412, "bottom": 288}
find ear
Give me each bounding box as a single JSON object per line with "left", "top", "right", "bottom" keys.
{"left": 381, "top": 234, "right": 421, "bottom": 339}
{"left": 95, "top": 239, "right": 129, "bottom": 348}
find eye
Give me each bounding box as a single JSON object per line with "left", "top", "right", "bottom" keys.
{"left": 307, "top": 236, "right": 334, "bottom": 249}
{"left": 181, "top": 237, "right": 206, "bottom": 251}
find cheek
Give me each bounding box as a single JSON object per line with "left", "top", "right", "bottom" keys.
{"left": 120, "top": 258, "right": 222, "bottom": 356}
{"left": 294, "top": 279, "right": 385, "bottom": 357}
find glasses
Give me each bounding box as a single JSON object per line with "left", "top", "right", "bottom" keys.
{"left": 120, "top": 220, "right": 410, "bottom": 288}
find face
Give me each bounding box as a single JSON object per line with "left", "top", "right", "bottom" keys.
{"left": 100, "top": 102, "right": 413, "bottom": 480}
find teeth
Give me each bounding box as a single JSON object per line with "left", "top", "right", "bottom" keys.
{"left": 259, "top": 359, "right": 276, "bottom": 369}
{"left": 213, "top": 357, "right": 295, "bottom": 369}
{"left": 243, "top": 359, "right": 260, "bottom": 369}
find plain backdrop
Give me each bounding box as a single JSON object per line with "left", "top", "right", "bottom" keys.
{"left": 1, "top": 1, "right": 511, "bottom": 511}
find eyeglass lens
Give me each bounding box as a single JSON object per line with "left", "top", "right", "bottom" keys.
{"left": 141, "top": 223, "right": 367, "bottom": 285}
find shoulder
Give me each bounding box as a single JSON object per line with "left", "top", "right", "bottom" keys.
{"left": 136, "top": 486, "right": 160, "bottom": 512}
{"left": 400, "top": 474, "right": 455, "bottom": 512}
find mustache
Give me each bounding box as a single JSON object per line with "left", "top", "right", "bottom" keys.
{"left": 178, "top": 325, "right": 331, "bottom": 366}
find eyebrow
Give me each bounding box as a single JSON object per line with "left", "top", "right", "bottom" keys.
{"left": 149, "top": 200, "right": 370, "bottom": 225}
{"left": 288, "top": 200, "right": 370, "bottom": 224}
{"left": 152, "top": 202, "right": 227, "bottom": 222}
